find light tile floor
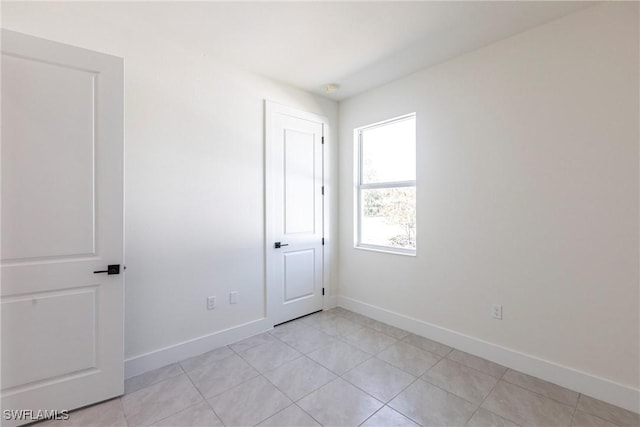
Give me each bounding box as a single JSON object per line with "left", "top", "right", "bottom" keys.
{"left": 41, "top": 308, "right": 640, "bottom": 427}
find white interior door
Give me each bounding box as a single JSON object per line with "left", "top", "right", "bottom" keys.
{"left": 1, "top": 30, "right": 124, "bottom": 426}
{"left": 266, "top": 102, "right": 326, "bottom": 326}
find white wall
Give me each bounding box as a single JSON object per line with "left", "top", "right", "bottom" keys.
{"left": 1, "top": 2, "right": 339, "bottom": 362}
{"left": 4, "top": 1, "right": 638, "bottom": 408}
{"left": 339, "top": 1, "right": 638, "bottom": 397}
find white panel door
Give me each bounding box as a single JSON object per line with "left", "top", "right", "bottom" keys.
{"left": 266, "top": 102, "right": 325, "bottom": 325}
{"left": 1, "top": 30, "right": 124, "bottom": 426}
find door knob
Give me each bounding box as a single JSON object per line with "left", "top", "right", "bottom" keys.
{"left": 93, "top": 264, "right": 120, "bottom": 275}
{"left": 274, "top": 242, "right": 289, "bottom": 249}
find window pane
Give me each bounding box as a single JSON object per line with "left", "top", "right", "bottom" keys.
{"left": 361, "top": 117, "right": 415, "bottom": 184}
{"left": 361, "top": 186, "right": 416, "bottom": 250}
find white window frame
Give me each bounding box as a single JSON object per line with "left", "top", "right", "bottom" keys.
{"left": 354, "top": 113, "right": 416, "bottom": 255}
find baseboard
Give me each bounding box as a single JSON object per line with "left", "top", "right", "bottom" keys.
{"left": 124, "top": 317, "right": 272, "bottom": 379}
{"left": 338, "top": 296, "right": 640, "bottom": 413}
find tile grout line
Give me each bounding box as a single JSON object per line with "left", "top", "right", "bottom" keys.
{"left": 116, "top": 395, "right": 130, "bottom": 427}
{"left": 291, "top": 402, "right": 325, "bottom": 427}
{"left": 571, "top": 395, "right": 630, "bottom": 427}
{"left": 569, "top": 395, "right": 580, "bottom": 427}
{"left": 262, "top": 315, "right": 406, "bottom": 426}
{"left": 126, "top": 308, "right": 631, "bottom": 427}
{"left": 243, "top": 321, "right": 378, "bottom": 424}
{"left": 235, "top": 312, "right": 418, "bottom": 425}
{"left": 462, "top": 366, "right": 512, "bottom": 426}
{"left": 399, "top": 336, "right": 453, "bottom": 359}
{"left": 497, "top": 376, "right": 578, "bottom": 415}
{"left": 122, "top": 369, "right": 203, "bottom": 426}
{"left": 377, "top": 341, "right": 444, "bottom": 377}
{"left": 443, "top": 350, "right": 506, "bottom": 379}
{"left": 341, "top": 309, "right": 581, "bottom": 426}
{"left": 342, "top": 307, "right": 615, "bottom": 423}
{"left": 180, "top": 358, "right": 226, "bottom": 426}
{"left": 123, "top": 313, "right": 378, "bottom": 426}
{"left": 260, "top": 355, "right": 331, "bottom": 404}
{"left": 232, "top": 330, "right": 306, "bottom": 375}
{"left": 177, "top": 346, "right": 264, "bottom": 406}
{"left": 124, "top": 363, "right": 185, "bottom": 396}
{"left": 357, "top": 405, "right": 387, "bottom": 427}
{"left": 244, "top": 374, "right": 295, "bottom": 427}
{"left": 385, "top": 376, "right": 428, "bottom": 426}
{"left": 500, "top": 369, "right": 581, "bottom": 408}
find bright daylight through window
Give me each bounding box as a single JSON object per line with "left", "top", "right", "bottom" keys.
{"left": 356, "top": 114, "right": 416, "bottom": 254}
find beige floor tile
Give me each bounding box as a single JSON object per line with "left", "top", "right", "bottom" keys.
{"left": 340, "top": 310, "right": 371, "bottom": 325}
{"left": 343, "top": 358, "right": 415, "bottom": 403}
{"left": 298, "top": 378, "right": 383, "bottom": 426}
{"left": 271, "top": 323, "right": 337, "bottom": 354}
{"left": 361, "top": 318, "right": 410, "bottom": 340}
{"left": 307, "top": 339, "right": 371, "bottom": 375}
{"left": 263, "top": 356, "right": 337, "bottom": 401}
{"left": 482, "top": 381, "right": 574, "bottom": 427}
{"left": 447, "top": 350, "right": 508, "bottom": 379}
{"left": 186, "top": 353, "right": 259, "bottom": 398}
{"left": 269, "top": 320, "right": 308, "bottom": 339}
{"left": 377, "top": 341, "right": 441, "bottom": 376}
{"left": 342, "top": 327, "right": 397, "bottom": 354}
{"left": 256, "top": 404, "right": 320, "bottom": 427}
{"left": 361, "top": 406, "right": 420, "bottom": 427}
{"left": 122, "top": 375, "right": 203, "bottom": 427}
{"left": 388, "top": 379, "right": 478, "bottom": 426}
{"left": 39, "top": 398, "right": 127, "bottom": 427}
{"left": 237, "top": 340, "right": 302, "bottom": 373}
{"left": 401, "top": 333, "right": 452, "bottom": 357}
{"left": 125, "top": 364, "right": 184, "bottom": 395}
{"left": 49, "top": 309, "right": 627, "bottom": 427}
{"left": 577, "top": 395, "right": 639, "bottom": 427}
{"left": 466, "top": 407, "right": 519, "bottom": 427}
{"left": 572, "top": 410, "right": 621, "bottom": 427}
{"left": 150, "top": 401, "right": 222, "bottom": 427}
{"left": 325, "top": 307, "right": 350, "bottom": 317}
{"left": 300, "top": 311, "right": 339, "bottom": 329}
{"left": 179, "top": 346, "right": 235, "bottom": 374}
{"left": 503, "top": 369, "right": 579, "bottom": 407}
{"left": 317, "top": 316, "right": 365, "bottom": 337}
{"left": 229, "top": 332, "right": 280, "bottom": 354}
{"left": 423, "top": 358, "right": 498, "bottom": 404}
{"left": 208, "top": 376, "right": 291, "bottom": 426}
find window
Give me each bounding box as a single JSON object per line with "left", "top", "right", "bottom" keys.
{"left": 355, "top": 114, "right": 416, "bottom": 254}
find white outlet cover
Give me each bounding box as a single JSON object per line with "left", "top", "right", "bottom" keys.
{"left": 230, "top": 292, "right": 238, "bottom": 304}
{"left": 207, "top": 296, "right": 216, "bottom": 310}
{"left": 492, "top": 304, "right": 502, "bottom": 320}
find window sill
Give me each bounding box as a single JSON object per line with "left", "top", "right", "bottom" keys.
{"left": 354, "top": 244, "right": 416, "bottom": 257}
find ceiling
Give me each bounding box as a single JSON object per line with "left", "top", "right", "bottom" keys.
{"left": 3, "top": 1, "right": 594, "bottom": 100}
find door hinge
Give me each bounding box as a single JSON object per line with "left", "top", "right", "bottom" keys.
{"left": 322, "top": 288, "right": 325, "bottom": 296}
{"left": 321, "top": 136, "right": 325, "bottom": 145}
{"left": 321, "top": 186, "right": 324, "bottom": 195}
{"left": 322, "top": 238, "right": 325, "bottom": 245}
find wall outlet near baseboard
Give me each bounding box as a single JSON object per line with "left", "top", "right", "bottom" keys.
{"left": 491, "top": 304, "right": 503, "bottom": 320}
{"left": 207, "top": 296, "right": 216, "bottom": 310}
{"left": 230, "top": 291, "right": 238, "bottom": 304}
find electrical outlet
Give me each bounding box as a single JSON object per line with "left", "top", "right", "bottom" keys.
{"left": 207, "top": 296, "right": 216, "bottom": 310}
{"left": 229, "top": 291, "right": 238, "bottom": 304}
{"left": 491, "top": 304, "right": 503, "bottom": 320}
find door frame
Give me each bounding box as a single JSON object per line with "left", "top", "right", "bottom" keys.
{"left": 264, "top": 100, "right": 330, "bottom": 326}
